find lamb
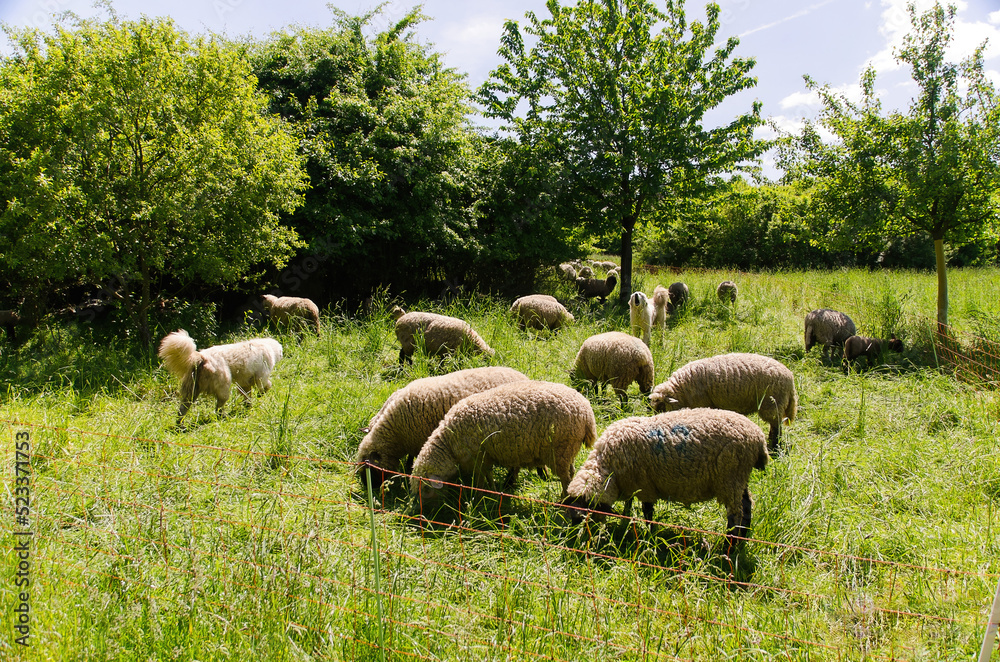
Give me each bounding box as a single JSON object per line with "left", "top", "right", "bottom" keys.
{"left": 571, "top": 331, "right": 655, "bottom": 406}
{"left": 409, "top": 380, "right": 598, "bottom": 506}
{"left": 575, "top": 272, "right": 618, "bottom": 303}
{"left": 355, "top": 366, "right": 530, "bottom": 488}
{"left": 804, "top": 308, "right": 856, "bottom": 361}
{"left": 392, "top": 307, "right": 495, "bottom": 364}
{"left": 510, "top": 294, "right": 575, "bottom": 332}
{"left": 158, "top": 329, "right": 283, "bottom": 424}
{"left": 649, "top": 352, "right": 797, "bottom": 447}
{"left": 652, "top": 285, "right": 669, "bottom": 329}
{"left": 666, "top": 282, "right": 690, "bottom": 314}
{"left": 842, "top": 334, "right": 904, "bottom": 371}
{"left": 628, "top": 291, "right": 656, "bottom": 346}
{"left": 562, "top": 407, "right": 769, "bottom": 556}
{"left": 260, "top": 294, "right": 321, "bottom": 335}
{"left": 717, "top": 280, "right": 738, "bottom": 304}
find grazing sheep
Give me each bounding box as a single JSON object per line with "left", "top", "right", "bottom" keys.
{"left": 650, "top": 352, "right": 797, "bottom": 447}
{"left": 261, "top": 294, "right": 321, "bottom": 335}
{"left": 652, "top": 285, "right": 669, "bottom": 329}
{"left": 843, "top": 334, "right": 904, "bottom": 371}
{"left": 558, "top": 263, "right": 578, "bottom": 281}
{"left": 628, "top": 291, "right": 656, "bottom": 346}
{"left": 0, "top": 309, "right": 20, "bottom": 343}
{"left": 575, "top": 273, "right": 618, "bottom": 303}
{"left": 392, "top": 307, "right": 495, "bottom": 364}
{"left": 804, "top": 308, "right": 856, "bottom": 361}
{"left": 562, "top": 408, "right": 769, "bottom": 555}
{"left": 666, "top": 282, "right": 690, "bottom": 314}
{"left": 510, "top": 294, "right": 575, "bottom": 332}
{"left": 158, "top": 329, "right": 283, "bottom": 424}
{"left": 410, "top": 380, "right": 598, "bottom": 506}
{"left": 578, "top": 266, "right": 594, "bottom": 279}
{"left": 717, "top": 281, "right": 738, "bottom": 304}
{"left": 355, "top": 366, "right": 530, "bottom": 488}
{"left": 572, "top": 331, "right": 655, "bottom": 405}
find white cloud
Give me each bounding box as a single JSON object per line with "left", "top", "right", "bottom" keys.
{"left": 779, "top": 90, "right": 820, "bottom": 112}
{"left": 990, "top": 10, "right": 1000, "bottom": 25}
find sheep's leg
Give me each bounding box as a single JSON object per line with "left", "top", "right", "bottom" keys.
{"left": 501, "top": 467, "right": 520, "bottom": 491}
{"left": 725, "top": 489, "right": 753, "bottom": 555}
{"left": 641, "top": 501, "right": 658, "bottom": 534}
{"left": 768, "top": 421, "right": 781, "bottom": 448}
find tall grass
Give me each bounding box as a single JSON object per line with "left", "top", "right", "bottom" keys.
{"left": 1, "top": 268, "right": 999, "bottom": 661}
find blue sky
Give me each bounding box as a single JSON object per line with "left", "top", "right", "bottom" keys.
{"left": 2, "top": 0, "right": 998, "bottom": 175}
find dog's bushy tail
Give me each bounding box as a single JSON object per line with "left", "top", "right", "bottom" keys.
{"left": 158, "top": 329, "right": 201, "bottom": 379}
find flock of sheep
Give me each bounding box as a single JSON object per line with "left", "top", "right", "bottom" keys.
{"left": 156, "top": 273, "right": 903, "bottom": 557}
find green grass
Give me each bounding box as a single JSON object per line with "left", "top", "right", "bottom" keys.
{"left": 2, "top": 268, "right": 999, "bottom": 661}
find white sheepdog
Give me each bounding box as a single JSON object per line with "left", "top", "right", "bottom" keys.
{"left": 629, "top": 291, "right": 656, "bottom": 346}
{"left": 158, "top": 329, "right": 283, "bottom": 423}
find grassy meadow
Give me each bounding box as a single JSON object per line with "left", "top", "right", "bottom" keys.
{"left": 2, "top": 267, "right": 999, "bottom": 661}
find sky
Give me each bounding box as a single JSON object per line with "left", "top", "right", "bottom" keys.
{"left": 1, "top": 0, "right": 998, "bottom": 177}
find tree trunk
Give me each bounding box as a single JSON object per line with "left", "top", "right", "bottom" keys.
{"left": 619, "top": 220, "right": 634, "bottom": 306}
{"left": 934, "top": 236, "right": 948, "bottom": 336}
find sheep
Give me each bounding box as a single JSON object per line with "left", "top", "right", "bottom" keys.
{"left": 409, "top": 380, "right": 598, "bottom": 507}
{"left": 649, "top": 352, "right": 797, "bottom": 447}
{"left": 578, "top": 266, "right": 594, "bottom": 279}
{"left": 571, "top": 331, "right": 655, "bottom": 406}
{"left": 600, "top": 261, "right": 619, "bottom": 272}
{"left": 261, "top": 294, "right": 321, "bottom": 335}
{"left": 0, "top": 309, "right": 20, "bottom": 343}
{"left": 355, "top": 366, "right": 530, "bottom": 488}
{"left": 666, "top": 282, "right": 690, "bottom": 314}
{"left": 575, "top": 273, "right": 618, "bottom": 303}
{"left": 558, "top": 263, "right": 578, "bottom": 281}
{"left": 628, "top": 291, "right": 656, "bottom": 346}
{"left": 510, "top": 294, "right": 574, "bottom": 332}
{"left": 392, "top": 307, "right": 495, "bottom": 364}
{"left": 562, "top": 407, "right": 769, "bottom": 556}
{"left": 158, "top": 329, "right": 283, "bottom": 424}
{"left": 652, "top": 285, "right": 669, "bottom": 329}
{"left": 804, "top": 308, "right": 856, "bottom": 361}
{"left": 842, "top": 334, "right": 904, "bottom": 371}
{"left": 717, "top": 280, "right": 738, "bottom": 304}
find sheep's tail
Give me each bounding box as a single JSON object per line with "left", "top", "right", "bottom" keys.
{"left": 158, "top": 330, "right": 201, "bottom": 379}
{"left": 785, "top": 386, "right": 798, "bottom": 424}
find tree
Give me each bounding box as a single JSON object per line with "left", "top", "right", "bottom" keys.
{"left": 251, "top": 7, "right": 485, "bottom": 301}
{"left": 783, "top": 2, "right": 1000, "bottom": 331}
{"left": 478, "top": 0, "right": 764, "bottom": 303}
{"left": 0, "top": 14, "right": 307, "bottom": 343}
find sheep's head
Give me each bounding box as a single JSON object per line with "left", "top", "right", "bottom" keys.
{"left": 261, "top": 294, "right": 278, "bottom": 309}
{"left": 390, "top": 306, "right": 406, "bottom": 320}
{"left": 649, "top": 386, "right": 681, "bottom": 413}
{"left": 561, "top": 495, "right": 614, "bottom": 524}
{"left": 606, "top": 273, "right": 618, "bottom": 291}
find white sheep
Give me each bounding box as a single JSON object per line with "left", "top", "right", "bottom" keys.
{"left": 261, "top": 294, "right": 321, "bottom": 335}
{"left": 575, "top": 273, "right": 618, "bottom": 303}
{"left": 563, "top": 407, "right": 769, "bottom": 555}
{"left": 666, "top": 282, "right": 689, "bottom": 314}
{"left": 392, "top": 307, "right": 495, "bottom": 364}
{"left": 628, "top": 291, "right": 656, "bottom": 346}
{"left": 649, "top": 352, "right": 797, "bottom": 447}
{"left": 804, "top": 308, "right": 856, "bottom": 361}
{"left": 158, "top": 329, "right": 283, "bottom": 424}
{"left": 717, "top": 280, "right": 738, "bottom": 304}
{"left": 409, "top": 380, "right": 598, "bottom": 506}
{"left": 652, "top": 285, "right": 669, "bottom": 329}
{"left": 558, "top": 263, "right": 578, "bottom": 281}
{"left": 571, "top": 331, "right": 655, "bottom": 405}
{"left": 510, "top": 294, "right": 575, "bottom": 332}
{"left": 355, "top": 366, "right": 530, "bottom": 487}
{"left": 578, "top": 265, "right": 594, "bottom": 279}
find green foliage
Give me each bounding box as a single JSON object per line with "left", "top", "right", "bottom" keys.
{"left": 780, "top": 2, "right": 1000, "bottom": 326}
{"left": 251, "top": 7, "right": 485, "bottom": 300}
{"left": 479, "top": 0, "right": 765, "bottom": 303}
{"left": 0, "top": 14, "right": 307, "bottom": 341}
